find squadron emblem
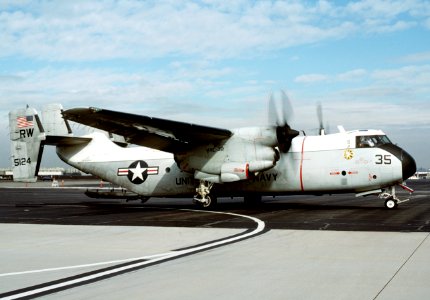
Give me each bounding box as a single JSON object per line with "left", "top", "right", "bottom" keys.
{"left": 344, "top": 149, "right": 354, "bottom": 160}
{"left": 117, "top": 160, "right": 159, "bottom": 184}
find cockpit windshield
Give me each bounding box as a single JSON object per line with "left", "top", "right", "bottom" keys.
{"left": 356, "top": 135, "right": 392, "bottom": 148}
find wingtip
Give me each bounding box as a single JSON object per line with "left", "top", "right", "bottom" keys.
{"left": 62, "top": 107, "right": 91, "bottom": 120}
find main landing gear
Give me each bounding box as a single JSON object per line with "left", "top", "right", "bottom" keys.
{"left": 194, "top": 180, "right": 217, "bottom": 209}
{"left": 379, "top": 185, "right": 413, "bottom": 209}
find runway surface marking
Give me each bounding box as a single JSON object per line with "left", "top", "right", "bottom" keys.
{"left": 0, "top": 208, "right": 266, "bottom": 300}
{"left": 0, "top": 253, "right": 168, "bottom": 278}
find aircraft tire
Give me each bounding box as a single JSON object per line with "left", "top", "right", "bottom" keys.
{"left": 197, "top": 195, "right": 217, "bottom": 209}
{"left": 384, "top": 198, "right": 398, "bottom": 209}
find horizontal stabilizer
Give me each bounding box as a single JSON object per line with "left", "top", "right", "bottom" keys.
{"left": 45, "top": 136, "right": 92, "bottom": 146}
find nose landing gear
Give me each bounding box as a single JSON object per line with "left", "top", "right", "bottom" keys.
{"left": 379, "top": 184, "right": 414, "bottom": 209}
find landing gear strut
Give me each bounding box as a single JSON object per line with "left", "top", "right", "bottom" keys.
{"left": 194, "top": 180, "right": 216, "bottom": 208}
{"left": 379, "top": 185, "right": 412, "bottom": 209}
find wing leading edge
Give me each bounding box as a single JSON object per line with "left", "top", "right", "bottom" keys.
{"left": 63, "top": 107, "right": 233, "bottom": 153}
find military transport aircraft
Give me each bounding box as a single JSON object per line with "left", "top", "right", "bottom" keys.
{"left": 9, "top": 95, "right": 416, "bottom": 209}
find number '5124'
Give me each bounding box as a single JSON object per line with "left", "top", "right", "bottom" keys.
{"left": 14, "top": 158, "right": 31, "bottom": 166}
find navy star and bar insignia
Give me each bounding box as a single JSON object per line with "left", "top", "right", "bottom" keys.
{"left": 117, "top": 160, "right": 159, "bottom": 184}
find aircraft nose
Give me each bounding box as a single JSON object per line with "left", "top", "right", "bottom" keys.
{"left": 401, "top": 150, "right": 416, "bottom": 180}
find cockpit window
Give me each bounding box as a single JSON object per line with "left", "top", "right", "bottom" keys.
{"left": 356, "top": 135, "right": 392, "bottom": 148}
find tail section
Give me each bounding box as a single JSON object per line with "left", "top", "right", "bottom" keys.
{"left": 9, "top": 103, "right": 121, "bottom": 182}
{"left": 9, "top": 106, "right": 46, "bottom": 182}
{"left": 9, "top": 104, "right": 73, "bottom": 182}
{"left": 41, "top": 103, "right": 72, "bottom": 136}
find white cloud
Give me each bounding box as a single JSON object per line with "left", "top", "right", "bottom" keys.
{"left": 294, "top": 73, "right": 328, "bottom": 83}
{"left": 398, "top": 51, "right": 430, "bottom": 63}
{"left": 294, "top": 65, "right": 430, "bottom": 92}
{"left": 289, "top": 64, "right": 430, "bottom": 133}
{"left": 294, "top": 69, "right": 367, "bottom": 83}
{"left": 0, "top": 62, "right": 267, "bottom": 127}
{"left": 371, "top": 65, "right": 430, "bottom": 87}
{"left": 292, "top": 97, "right": 430, "bottom": 134}
{"left": 346, "top": 0, "right": 420, "bottom": 19}
{"left": 336, "top": 69, "right": 367, "bottom": 81}
{"left": 425, "top": 17, "right": 430, "bottom": 29}
{"left": 1, "top": 1, "right": 430, "bottom": 168}
{"left": 1, "top": 0, "right": 428, "bottom": 61}
{"left": 0, "top": 68, "right": 188, "bottom": 114}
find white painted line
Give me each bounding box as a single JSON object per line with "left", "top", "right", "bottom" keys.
{"left": 0, "top": 253, "right": 170, "bottom": 277}
{"left": 1, "top": 209, "right": 265, "bottom": 300}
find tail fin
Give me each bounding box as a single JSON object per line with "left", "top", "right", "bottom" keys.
{"left": 41, "top": 103, "right": 72, "bottom": 136}
{"left": 9, "top": 104, "right": 72, "bottom": 182}
{"left": 9, "top": 106, "right": 46, "bottom": 182}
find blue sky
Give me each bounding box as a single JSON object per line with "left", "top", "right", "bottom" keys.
{"left": 1, "top": 0, "right": 429, "bottom": 169}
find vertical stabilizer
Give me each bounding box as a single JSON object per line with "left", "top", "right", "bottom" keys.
{"left": 9, "top": 107, "right": 46, "bottom": 182}
{"left": 41, "top": 103, "right": 72, "bottom": 136}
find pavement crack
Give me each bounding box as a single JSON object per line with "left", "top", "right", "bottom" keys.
{"left": 373, "top": 232, "right": 430, "bottom": 299}
{"left": 319, "top": 223, "right": 330, "bottom": 230}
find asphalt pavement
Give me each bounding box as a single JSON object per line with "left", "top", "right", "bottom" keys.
{"left": 0, "top": 180, "right": 429, "bottom": 299}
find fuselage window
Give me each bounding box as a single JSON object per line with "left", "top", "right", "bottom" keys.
{"left": 356, "top": 135, "right": 391, "bottom": 148}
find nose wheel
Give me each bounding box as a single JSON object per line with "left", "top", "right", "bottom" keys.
{"left": 384, "top": 197, "right": 398, "bottom": 209}
{"left": 379, "top": 185, "right": 412, "bottom": 209}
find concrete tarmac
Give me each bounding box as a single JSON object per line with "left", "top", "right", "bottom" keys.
{"left": 0, "top": 180, "right": 429, "bottom": 299}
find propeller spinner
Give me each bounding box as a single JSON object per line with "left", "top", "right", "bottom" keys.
{"left": 268, "top": 91, "right": 299, "bottom": 153}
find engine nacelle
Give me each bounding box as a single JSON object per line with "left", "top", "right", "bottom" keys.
{"left": 194, "top": 170, "right": 221, "bottom": 183}
{"left": 194, "top": 159, "right": 276, "bottom": 183}
{"left": 175, "top": 127, "right": 281, "bottom": 183}
{"left": 194, "top": 163, "right": 249, "bottom": 183}
{"left": 253, "top": 146, "right": 279, "bottom": 164}
{"left": 220, "top": 162, "right": 249, "bottom": 182}
{"left": 248, "top": 160, "right": 276, "bottom": 173}
{"left": 234, "top": 127, "right": 278, "bottom": 147}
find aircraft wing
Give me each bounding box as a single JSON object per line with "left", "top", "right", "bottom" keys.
{"left": 63, "top": 107, "right": 233, "bottom": 152}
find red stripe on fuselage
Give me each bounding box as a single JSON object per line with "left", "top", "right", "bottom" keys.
{"left": 300, "top": 137, "right": 306, "bottom": 192}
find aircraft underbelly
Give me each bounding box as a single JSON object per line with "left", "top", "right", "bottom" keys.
{"left": 56, "top": 138, "right": 194, "bottom": 197}
{"left": 64, "top": 159, "right": 194, "bottom": 196}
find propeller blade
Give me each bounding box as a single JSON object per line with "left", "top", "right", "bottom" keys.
{"left": 317, "top": 102, "right": 324, "bottom": 135}
{"left": 280, "top": 90, "right": 293, "bottom": 125}
{"left": 266, "top": 90, "right": 299, "bottom": 153}
{"left": 268, "top": 93, "right": 279, "bottom": 126}
{"left": 325, "top": 122, "right": 330, "bottom": 135}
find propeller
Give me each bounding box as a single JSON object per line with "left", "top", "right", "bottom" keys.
{"left": 316, "top": 102, "right": 330, "bottom": 135}
{"left": 317, "top": 102, "right": 325, "bottom": 135}
{"left": 268, "top": 90, "right": 299, "bottom": 153}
